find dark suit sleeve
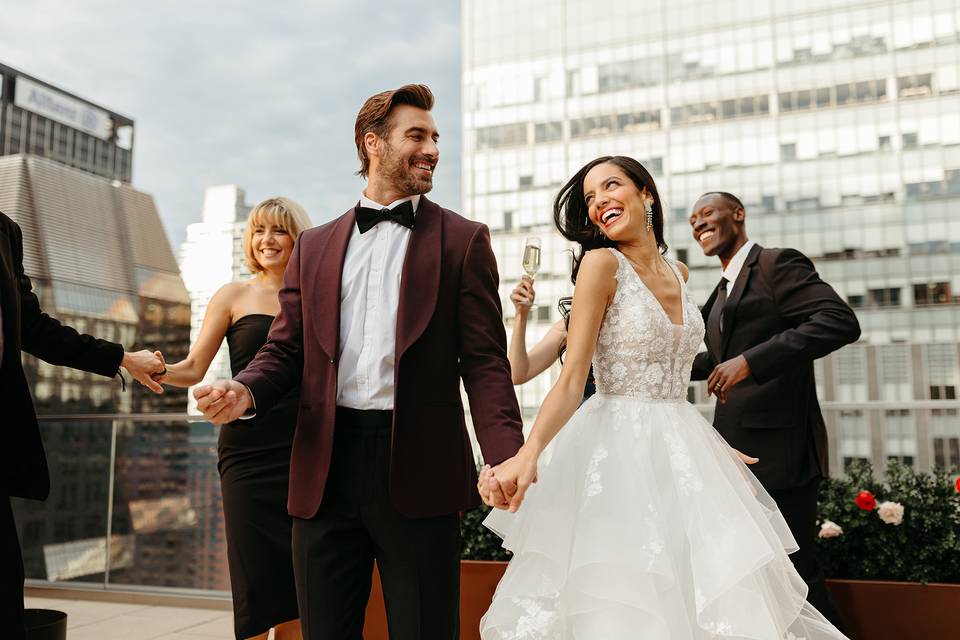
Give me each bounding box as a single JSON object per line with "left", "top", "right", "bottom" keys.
{"left": 742, "top": 248, "right": 861, "bottom": 385}
{"left": 458, "top": 225, "right": 524, "bottom": 466}
{"left": 234, "top": 234, "right": 304, "bottom": 413}
{"left": 691, "top": 351, "right": 714, "bottom": 381}
{"left": 13, "top": 220, "right": 123, "bottom": 377}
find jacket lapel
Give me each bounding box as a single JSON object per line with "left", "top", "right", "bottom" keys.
{"left": 396, "top": 196, "right": 441, "bottom": 361}
{"left": 719, "top": 243, "right": 762, "bottom": 359}
{"left": 309, "top": 209, "right": 355, "bottom": 363}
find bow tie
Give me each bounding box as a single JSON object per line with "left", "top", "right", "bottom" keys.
{"left": 355, "top": 199, "right": 415, "bottom": 234}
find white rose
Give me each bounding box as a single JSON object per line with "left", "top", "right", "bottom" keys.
{"left": 818, "top": 520, "right": 843, "bottom": 538}
{"left": 877, "top": 501, "right": 905, "bottom": 525}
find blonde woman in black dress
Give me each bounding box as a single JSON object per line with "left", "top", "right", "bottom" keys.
{"left": 158, "top": 197, "right": 310, "bottom": 640}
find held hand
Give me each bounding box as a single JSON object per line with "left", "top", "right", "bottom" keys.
{"left": 490, "top": 447, "right": 539, "bottom": 513}
{"left": 194, "top": 380, "right": 253, "bottom": 425}
{"left": 150, "top": 351, "right": 168, "bottom": 384}
{"left": 732, "top": 448, "right": 759, "bottom": 465}
{"left": 509, "top": 276, "right": 536, "bottom": 313}
{"left": 477, "top": 464, "right": 512, "bottom": 510}
{"left": 707, "top": 355, "right": 752, "bottom": 404}
{"left": 121, "top": 349, "right": 166, "bottom": 394}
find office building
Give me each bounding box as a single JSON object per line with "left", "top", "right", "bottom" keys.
{"left": 462, "top": 0, "right": 960, "bottom": 473}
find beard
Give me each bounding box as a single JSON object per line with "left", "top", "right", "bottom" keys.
{"left": 376, "top": 141, "right": 434, "bottom": 196}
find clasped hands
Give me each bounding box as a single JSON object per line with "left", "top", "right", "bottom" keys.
{"left": 121, "top": 349, "right": 166, "bottom": 393}
{"left": 477, "top": 446, "right": 540, "bottom": 512}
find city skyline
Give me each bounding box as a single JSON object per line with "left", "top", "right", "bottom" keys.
{"left": 0, "top": 0, "right": 462, "bottom": 249}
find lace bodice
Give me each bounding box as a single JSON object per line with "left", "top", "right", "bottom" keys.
{"left": 592, "top": 248, "right": 705, "bottom": 400}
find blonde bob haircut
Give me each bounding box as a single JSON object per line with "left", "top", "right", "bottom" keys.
{"left": 242, "top": 197, "right": 312, "bottom": 274}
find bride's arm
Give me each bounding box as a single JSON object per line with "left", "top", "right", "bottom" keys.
{"left": 490, "top": 249, "right": 618, "bottom": 511}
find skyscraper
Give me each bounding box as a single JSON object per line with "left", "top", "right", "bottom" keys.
{"left": 0, "top": 62, "right": 134, "bottom": 183}
{"left": 462, "top": 0, "right": 960, "bottom": 474}
{"left": 178, "top": 185, "right": 253, "bottom": 414}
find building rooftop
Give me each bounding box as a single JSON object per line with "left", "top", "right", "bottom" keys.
{"left": 25, "top": 593, "right": 233, "bottom": 640}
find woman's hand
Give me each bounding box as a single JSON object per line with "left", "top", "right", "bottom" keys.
{"left": 509, "top": 276, "right": 536, "bottom": 314}
{"left": 732, "top": 448, "right": 759, "bottom": 465}
{"left": 489, "top": 446, "right": 540, "bottom": 512}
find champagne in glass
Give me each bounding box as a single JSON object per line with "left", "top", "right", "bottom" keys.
{"left": 522, "top": 237, "right": 541, "bottom": 309}
{"left": 522, "top": 237, "right": 541, "bottom": 277}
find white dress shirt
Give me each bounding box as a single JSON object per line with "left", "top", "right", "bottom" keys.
{"left": 721, "top": 240, "right": 756, "bottom": 296}
{"left": 336, "top": 193, "right": 420, "bottom": 410}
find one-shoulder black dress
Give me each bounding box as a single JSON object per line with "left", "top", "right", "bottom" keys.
{"left": 219, "top": 314, "right": 299, "bottom": 638}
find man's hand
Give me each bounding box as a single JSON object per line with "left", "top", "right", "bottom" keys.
{"left": 732, "top": 448, "right": 759, "bottom": 465}
{"left": 707, "top": 354, "right": 752, "bottom": 404}
{"left": 121, "top": 350, "right": 165, "bottom": 393}
{"left": 478, "top": 464, "right": 517, "bottom": 510}
{"left": 485, "top": 448, "right": 538, "bottom": 513}
{"left": 194, "top": 380, "right": 253, "bottom": 424}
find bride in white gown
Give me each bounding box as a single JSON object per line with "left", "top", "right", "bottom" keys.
{"left": 479, "top": 156, "right": 849, "bottom": 639}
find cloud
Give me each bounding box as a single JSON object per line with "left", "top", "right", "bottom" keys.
{"left": 0, "top": 0, "right": 461, "bottom": 248}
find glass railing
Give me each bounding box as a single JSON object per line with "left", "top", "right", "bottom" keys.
{"left": 13, "top": 414, "right": 230, "bottom": 597}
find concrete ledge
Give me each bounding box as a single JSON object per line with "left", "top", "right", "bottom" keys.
{"left": 25, "top": 584, "right": 232, "bottom": 611}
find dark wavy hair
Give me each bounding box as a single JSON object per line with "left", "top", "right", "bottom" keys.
{"left": 554, "top": 156, "right": 667, "bottom": 284}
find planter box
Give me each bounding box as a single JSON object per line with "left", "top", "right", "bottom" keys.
{"left": 825, "top": 578, "right": 960, "bottom": 640}
{"left": 364, "top": 561, "right": 960, "bottom": 640}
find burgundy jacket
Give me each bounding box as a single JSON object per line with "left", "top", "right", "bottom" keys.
{"left": 235, "top": 197, "right": 524, "bottom": 519}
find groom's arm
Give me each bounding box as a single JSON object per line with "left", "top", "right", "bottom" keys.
{"left": 234, "top": 234, "right": 306, "bottom": 413}
{"left": 743, "top": 248, "right": 860, "bottom": 385}
{"left": 458, "top": 225, "right": 524, "bottom": 465}
{"left": 691, "top": 351, "right": 714, "bottom": 381}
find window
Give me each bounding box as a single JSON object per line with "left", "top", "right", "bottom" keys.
{"left": 914, "top": 282, "right": 953, "bottom": 305}
{"left": 571, "top": 114, "right": 616, "bottom": 138}
{"left": 534, "top": 121, "right": 562, "bottom": 143}
{"left": 868, "top": 287, "right": 901, "bottom": 307}
{"left": 476, "top": 123, "right": 527, "bottom": 149}
{"left": 780, "top": 143, "right": 797, "bottom": 161}
{"left": 902, "top": 132, "right": 918, "bottom": 149}
{"left": 885, "top": 409, "right": 916, "bottom": 467}
{"left": 676, "top": 248, "right": 688, "bottom": 264}
{"left": 518, "top": 175, "right": 533, "bottom": 188}
{"left": 503, "top": 211, "right": 513, "bottom": 231}
{"left": 897, "top": 73, "right": 933, "bottom": 98}
{"left": 930, "top": 386, "right": 957, "bottom": 400}
{"left": 847, "top": 294, "right": 865, "bottom": 308}
{"left": 878, "top": 135, "right": 891, "bottom": 150}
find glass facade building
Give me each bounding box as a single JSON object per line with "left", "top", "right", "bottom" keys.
{"left": 0, "top": 62, "right": 134, "bottom": 183}
{"left": 0, "top": 63, "right": 219, "bottom": 590}
{"left": 463, "top": 0, "right": 960, "bottom": 474}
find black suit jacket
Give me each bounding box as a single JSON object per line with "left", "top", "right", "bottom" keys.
{"left": 691, "top": 244, "right": 860, "bottom": 490}
{"left": 1, "top": 211, "right": 124, "bottom": 501}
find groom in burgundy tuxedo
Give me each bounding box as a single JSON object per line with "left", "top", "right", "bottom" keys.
{"left": 194, "top": 84, "right": 524, "bottom": 639}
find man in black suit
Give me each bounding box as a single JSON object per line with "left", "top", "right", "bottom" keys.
{"left": 689, "top": 192, "right": 859, "bottom": 627}
{"left": 1, "top": 211, "right": 166, "bottom": 639}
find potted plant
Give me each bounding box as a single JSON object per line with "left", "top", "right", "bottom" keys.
{"left": 816, "top": 460, "right": 960, "bottom": 639}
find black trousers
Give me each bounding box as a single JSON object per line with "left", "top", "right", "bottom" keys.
{"left": 292, "top": 408, "right": 461, "bottom": 640}
{"left": 769, "top": 478, "right": 846, "bottom": 631}
{"left": 1, "top": 498, "right": 26, "bottom": 640}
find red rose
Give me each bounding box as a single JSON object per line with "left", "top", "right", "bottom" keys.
{"left": 855, "top": 490, "right": 876, "bottom": 511}
{"left": 955, "top": 476, "right": 960, "bottom": 494}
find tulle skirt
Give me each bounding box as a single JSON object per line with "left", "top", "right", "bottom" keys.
{"left": 481, "top": 394, "right": 848, "bottom": 639}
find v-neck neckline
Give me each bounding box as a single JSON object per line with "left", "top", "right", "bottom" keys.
{"left": 616, "top": 249, "right": 686, "bottom": 327}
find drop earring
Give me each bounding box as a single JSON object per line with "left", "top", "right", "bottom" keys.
{"left": 644, "top": 201, "right": 653, "bottom": 232}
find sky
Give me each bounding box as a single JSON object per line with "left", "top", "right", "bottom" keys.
{"left": 0, "top": 0, "right": 461, "bottom": 250}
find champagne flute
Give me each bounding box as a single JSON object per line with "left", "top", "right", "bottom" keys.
{"left": 522, "top": 237, "right": 541, "bottom": 310}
